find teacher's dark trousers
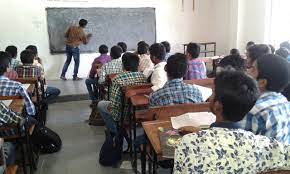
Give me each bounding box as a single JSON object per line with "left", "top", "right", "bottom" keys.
{"left": 61, "top": 45, "right": 80, "bottom": 78}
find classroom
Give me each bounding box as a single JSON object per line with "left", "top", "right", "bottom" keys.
{"left": 0, "top": 0, "right": 290, "bottom": 174}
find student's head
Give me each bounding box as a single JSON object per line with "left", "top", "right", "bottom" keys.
{"left": 26, "top": 45, "right": 38, "bottom": 57}
{"left": 149, "top": 43, "right": 166, "bottom": 64}
{"left": 20, "top": 50, "right": 34, "bottom": 64}
{"left": 0, "top": 51, "right": 10, "bottom": 75}
{"left": 79, "top": 19, "right": 88, "bottom": 28}
{"left": 117, "top": 42, "right": 127, "bottom": 53}
{"left": 246, "top": 41, "right": 255, "bottom": 49}
{"left": 110, "top": 46, "right": 122, "bottom": 59}
{"left": 246, "top": 44, "right": 271, "bottom": 68}
{"left": 161, "top": 41, "right": 171, "bottom": 53}
{"left": 137, "top": 41, "right": 147, "bottom": 47}
{"left": 122, "top": 52, "right": 140, "bottom": 72}
{"left": 99, "top": 45, "right": 108, "bottom": 54}
{"left": 275, "top": 47, "right": 290, "bottom": 59}
{"left": 165, "top": 53, "right": 187, "bottom": 80}
{"left": 137, "top": 42, "right": 149, "bottom": 55}
{"left": 210, "top": 70, "right": 259, "bottom": 122}
{"left": 217, "top": 55, "right": 246, "bottom": 72}
{"left": 230, "top": 48, "right": 240, "bottom": 56}
{"left": 280, "top": 41, "right": 290, "bottom": 50}
{"left": 269, "top": 44, "right": 275, "bottom": 54}
{"left": 186, "top": 43, "right": 200, "bottom": 60}
{"left": 248, "top": 54, "right": 290, "bottom": 93}
{"left": 5, "top": 45, "right": 17, "bottom": 58}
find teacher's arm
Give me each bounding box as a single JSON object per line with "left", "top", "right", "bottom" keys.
{"left": 81, "top": 30, "right": 92, "bottom": 45}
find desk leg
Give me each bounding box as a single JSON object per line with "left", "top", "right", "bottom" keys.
{"left": 128, "top": 104, "right": 132, "bottom": 158}
{"left": 148, "top": 146, "right": 152, "bottom": 174}
{"left": 141, "top": 131, "right": 147, "bottom": 174}
{"left": 133, "top": 106, "right": 137, "bottom": 173}
{"left": 153, "top": 152, "right": 157, "bottom": 174}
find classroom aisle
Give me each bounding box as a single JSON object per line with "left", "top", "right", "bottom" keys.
{"left": 35, "top": 100, "right": 134, "bottom": 174}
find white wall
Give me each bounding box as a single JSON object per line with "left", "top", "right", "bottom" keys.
{"left": 0, "top": 0, "right": 269, "bottom": 79}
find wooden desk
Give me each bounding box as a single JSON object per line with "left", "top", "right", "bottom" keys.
{"left": 5, "top": 165, "right": 18, "bottom": 174}
{"left": 9, "top": 99, "right": 24, "bottom": 113}
{"left": 130, "top": 95, "right": 149, "bottom": 108}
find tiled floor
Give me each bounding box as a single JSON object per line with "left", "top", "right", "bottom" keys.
{"left": 47, "top": 79, "right": 87, "bottom": 96}
{"left": 35, "top": 100, "right": 135, "bottom": 174}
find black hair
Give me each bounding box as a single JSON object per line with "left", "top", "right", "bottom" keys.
{"left": 161, "top": 41, "right": 171, "bottom": 53}
{"left": 110, "top": 46, "right": 123, "bottom": 59}
{"left": 99, "top": 45, "right": 108, "bottom": 54}
{"left": 20, "top": 50, "right": 34, "bottom": 64}
{"left": 218, "top": 55, "right": 246, "bottom": 71}
{"left": 269, "top": 44, "right": 275, "bottom": 54}
{"left": 137, "top": 41, "right": 147, "bottom": 46}
{"left": 186, "top": 42, "right": 200, "bottom": 59}
{"left": 79, "top": 19, "right": 88, "bottom": 27}
{"left": 246, "top": 41, "right": 255, "bottom": 48}
{"left": 280, "top": 41, "right": 290, "bottom": 50}
{"left": 117, "top": 42, "right": 127, "bottom": 53}
{"left": 25, "top": 45, "right": 38, "bottom": 57}
{"left": 137, "top": 42, "right": 149, "bottom": 55}
{"left": 149, "top": 43, "right": 166, "bottom": 61}
{"left": 0, "top": 51, "right": 10, "bottom": 75}
{"left": 257, "top": 54, "right": 290, "bottom": 92}
{"left": 275, "top": 47, "right": 289, "bottom": 59}
{"left": 247, "top": 44, "right": 271, "bottom": 64}
{"left": 214, "top": 70, "right": 259, "bottom": 122}
{"left": 230, "top": 48, "right": 240, "bottom": 56}
{"left": 166, "top": 53, "right": 188, "bottom": 79}
{"left": 5, "top": 45, "right": 17, "bottom": 58}
{"left": 122, "top": 52, "right": 140, "bottom": 72}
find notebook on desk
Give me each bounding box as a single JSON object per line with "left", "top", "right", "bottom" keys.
{"left": 2, "top": 100, "right": 12, "bottom": 107}
{"left": 194, "top": 84, "right": 212, "bottom": 101}
{"left": 23, "top": 84, "right": 30, "bottom": 90}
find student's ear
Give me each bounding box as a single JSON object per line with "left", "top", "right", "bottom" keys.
{"left": 257, "top": 79, "right": 267, "bottom": 92}
{"left": 164, "top": 64, "right": 168, "bottom": 72}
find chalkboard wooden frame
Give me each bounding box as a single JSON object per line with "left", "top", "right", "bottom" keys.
{"left": 46, "top": 7, "right": 156, "bottom": 54}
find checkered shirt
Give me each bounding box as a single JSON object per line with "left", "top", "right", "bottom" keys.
{"left": 185, "top": 59, "right": 207, "bottom": 80}
{"left": 238, "top": 92, "right": 290, "bottom": 144}
{"left": 15, "top": 64, "right": 42, "bottom": 79}
{"left": 149, "top": 79, "right": 203, "bottom": 106}
{"left": 110, "top": 72, "right": 147, "bottom": 121}
{"left": 10, "top": 59, "right": 21, "bottom": 71}
{"left": 99, "top": 58, "right": 123, "bottom": 83}
{"left": 0, "top": 76, "right": 35, "bottom": 116}
{"left": 0, "top": 101, "right": 24, "bottom": 124}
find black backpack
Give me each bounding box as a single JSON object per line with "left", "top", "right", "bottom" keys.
{"left": 99, "top": 129, "right": 129, "bottom": 166}
{"left": 32, "top": 125, "right": 62, "bottom": 154}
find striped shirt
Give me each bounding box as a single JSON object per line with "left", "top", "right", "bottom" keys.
{"left": 149, "top": 79, "right": 203, "bottom": 106}
{"left": 15, "top": 64, "right": 42, "bottom": 79}
{"left": 99, "top": 57, "right": 123, "bottom": 83}
{"left": 238, "top": 92, "right": 290, "bottom": 144}
{"left": 10, "top": 59, "right": 21, "bottom": 70}
{"left": 185, "top": 59, "right": 207, "bottom": 80}
{"left": 110, "top": 72, "right": 147, "bottom": 121}
{"left": 0, "top": 76, "right": 35, "bottom": 116}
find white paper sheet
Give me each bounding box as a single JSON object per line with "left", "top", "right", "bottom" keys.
{"left": 2, "top": 100, "right": 12, "bottom": 106}
{"left": 171, "top": 112, "right": 216, "bottom": 129}
{"left": 23, "top": 84, "right": 30, "bottom": 90}
{"left": 194, "top": 85, "right": 212, "bottom": 101}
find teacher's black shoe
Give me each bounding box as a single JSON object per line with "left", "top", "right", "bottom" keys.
{"left": 60, "top": 76, "right": 67, "bottom": 81}
{"left": 73, "top": 77, "right": 83, "bottom": 81}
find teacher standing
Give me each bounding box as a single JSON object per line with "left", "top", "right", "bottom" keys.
{"left": 60, "top": 19, "right": 92, "bottom": 81}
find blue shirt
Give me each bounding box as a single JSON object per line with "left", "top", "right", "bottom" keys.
{"left": 238, "top": 92, "right": 290, "bottom": 144}
{"left": 149, "top": 79, "right": 203, "bottom": 107}
{"left": 0, "top": 76, "right": 35, "bottom": 116}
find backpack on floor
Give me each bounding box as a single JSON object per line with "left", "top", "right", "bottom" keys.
{"left": 32, "top": 125, "right": 62, "bottom": 154}
{"left": 99, "top": 129, "right": 126, "bottom": 166}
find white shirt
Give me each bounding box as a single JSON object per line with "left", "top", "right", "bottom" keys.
{"left": 150, "top": 62, "right": 167, "bottom": 91}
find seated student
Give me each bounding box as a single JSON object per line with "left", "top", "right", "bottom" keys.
{"left": 0, "top": 53, "right": 36, "bottom": 117}
{"left": 149, "top": 53, "right": 203, "bottom": 106}
{"left": 98, "top": 46, "right": 123, "bottom": 83}
{"left": 175, "top": 70, "right": 290, "bottom": 173}
{"left": 86, "top": 45, "right": 111, "bottom": 104}
{"left": 229, "top": 48, "right": 240, "bottom": 56}
{"left": 184, "top": 43, "right": 206, "bottom": 80}
{"left": 161, "top": 41, "right": 171, "bottom": 61}
{"left": 5, "top": 45, "right": 21, "bottom": 70}
{"left": 137, "top": 42, "right": 154, "bottom": 77}
{"left": 26, "top": 45, "right": 45, "bottom": 78}
{"left": 246, "top": 44, "right": 271, "bottom": 68}
{"left": 117, "top": 42, "right": 127, "bottom": 53}
{"left": 239, "top": 54, "right": 290, "bottom": 144}
{"left": 0, "top": 52, "right": 18, "bottom": 80}
{"left": 146, "top": 43, "right": 167, "bottom": 91}
{"left": 276, "top": 47, "right": 290, "bottom": 60}
{"left": 217, "top": 54, "right": 246, "bottom": 72}
{"left": 16, "top": 50, "right": 61, "bottom": 104}
{"left": 98, "top": 53, "right": 146, "bottom": 135}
